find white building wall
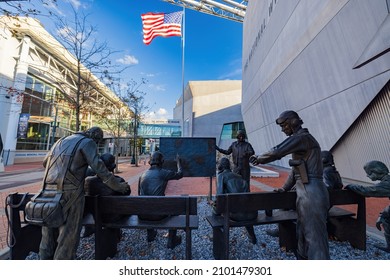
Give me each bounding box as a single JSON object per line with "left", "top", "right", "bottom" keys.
{"left": 174, "top": 80, "right": 243, "bottom": 139}
{"left": 0, "top": 27, "right": 30, "bottom": 161}
{"left": 242, "top": 0, "right": 390, "bottom": 179}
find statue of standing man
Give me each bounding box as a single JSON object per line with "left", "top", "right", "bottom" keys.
{"left": 216, "top": 130, "right": 255, "bottom": 186}
{"left": 250, "top": 110, "right": 330, "bottom": 260}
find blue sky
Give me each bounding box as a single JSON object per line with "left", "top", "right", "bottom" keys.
{"left": 33, "top": 0, "right": 244, "bottom": 120}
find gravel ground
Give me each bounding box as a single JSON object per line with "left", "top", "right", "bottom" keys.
{"left": 27, "top": 196, "right": 390, "bottom": 260}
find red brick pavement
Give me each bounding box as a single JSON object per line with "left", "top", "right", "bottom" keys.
{"left": 0, "top": 160, "right": 387, "bottom": 251}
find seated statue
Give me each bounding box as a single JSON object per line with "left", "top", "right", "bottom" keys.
{"left": 213, "top": 157, "right": 258, "bottom": 244}
{"left": 138, "top": 151, "right": 183, "bottom": 249}
{"left": 321, "top": 150, "right": 343, "bottom": 190}
{"left": 82, "top": 153, "right": 130, "bottom": 238}
{"left": 345, "top": 160, "right": 390, "bottom": 252}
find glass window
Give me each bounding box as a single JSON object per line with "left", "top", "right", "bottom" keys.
{"left": 220, "top": 122, "right": 245, "bottom": 140}
{"left": 25, "top": 76, "right": 33, "bottom": 90}
{"left": 18, "top": 75, "right": 62, "bottom": 150}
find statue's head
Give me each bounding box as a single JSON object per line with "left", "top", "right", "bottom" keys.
{"left": 149, "top": 151, "right": 164, "bottom": 166}
{"left": 100, "top": 153, "right": 116, "bottom": 172}
{"left": 276, "top": 110, "right": 303, "bottom": 136}
{"left": 217, "top": 157, "right": 231, "bottom": 172}
{"left": 321, "top": 150, "right": 335, "bottom": 167}
{"left": 363, "top": 160, "right": 389, "bottom": 181}
{"left": 85, "top": 127, "right": 103, "bottom": 144}
{"left": 236, "top": 130, "right": 246, "bottom": 142}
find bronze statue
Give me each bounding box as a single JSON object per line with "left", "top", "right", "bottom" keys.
{"left": 214, "top": 157, "right": 257, "bottom": 244}
{"left": 321, "top": 150, "right": 343, "bottom": 190}
{"left": 250, "top": 110, "right": 330, "bottom": 260}
{"left": 266, "top": 150, "right": 343, "bottom": 238}
{"left": 216, "top": 130, "right": 255, "bottom": 186}
{"left": 39, "top": 127, "right": 130, "bottom": 260}
{"left": 345, "top": 160, "right": 390, "bottom": 252}
{"left": 82, "top": 153, "right": 131, "bottom": 238}
{"left": 138, "top": 151, "right": 183, "bottom": 249}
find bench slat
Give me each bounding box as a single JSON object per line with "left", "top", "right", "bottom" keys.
{"left": 103, "top": 215, "right": 199, "bottom": 229}
{"left": 206, "top": 206, "right": 355, "bottom": 228}
{"left": 328, "top": 206, "right": 355, "bottom": 217}
{"left": 206, "top": 210, "right": 297, "bottom": 227}
{"left": 215, "top": 192, "right": 297, "bottom": 213}
{"left": 96, "top": 195, "right": 198, "bottom": 216}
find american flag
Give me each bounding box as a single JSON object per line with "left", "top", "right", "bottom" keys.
{"left": 141, "top": 11, "right": 183, "bottom": 45}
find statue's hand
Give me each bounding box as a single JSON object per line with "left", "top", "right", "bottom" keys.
{"left": 118, "top": 182, "right": 131, "bottom": 195}
{"left": 274, "top": 188, "right": 286, "bottom": 193}
{"left": 249, "top": 155, "right": 258, "bottom": 165}
{"left": 343, "top": 184, "right": 352, "bottom": 190}
{"left": 376, "top": 220, "right": 383, "bottom": 231}
{"left": 375, "top": 217, "right": 383, "bottom": 231}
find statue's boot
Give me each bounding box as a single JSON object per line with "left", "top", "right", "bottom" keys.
{"left": 167, "top": 230, "right": 182, "bottom": 249}
{"left": 374, "top": 233, "right": 390, "bottom": 253}
{"left": 81, "top": 225, "right": 95, "bottom": 238}
{"left": 294, "top": 250, "right": 308, "bottom": 260}
{"left": 266, "top": 228, "right": 279, "bottom": 237}
{"left": 246, "top": 226, "right": 257, "bottom": 244}
{"left": 147, "top": 229, "right": 157, "bottom": 242}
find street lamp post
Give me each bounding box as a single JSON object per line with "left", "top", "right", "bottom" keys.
{"left": 50, "top": 104, "right": 58, "bottom": 148}
{"left": 131, "top": 107, "right": 138, "bottom": 166}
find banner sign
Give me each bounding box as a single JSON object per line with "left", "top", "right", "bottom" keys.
{"left": 17, "top": 113, "right": 30, "bottom": 139}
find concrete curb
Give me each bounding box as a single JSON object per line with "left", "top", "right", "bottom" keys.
{"left": 0, "top": 247, "right": 9, "bottom": 260}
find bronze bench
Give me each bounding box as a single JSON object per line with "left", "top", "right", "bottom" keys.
{"left": 206, "top": 189, "right": 366, "bottom": 259}
{"left": 87, "top": 195, "right": 198, "bottom": 260}
{"left": 5, "top": 193, "right": 199, "bottom": 260}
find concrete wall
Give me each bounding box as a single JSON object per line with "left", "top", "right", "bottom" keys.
{"left": 242, "top": 0, "right": 390, "bottom": 182}
{"left": 174, "top": 80, "right": 243, "bottom": 140}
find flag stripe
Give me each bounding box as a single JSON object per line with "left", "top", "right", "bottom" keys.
{"left": 141, "top": 12, "right": 183, "bottom": 45}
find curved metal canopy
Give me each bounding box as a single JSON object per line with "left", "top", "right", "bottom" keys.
{"left": 162, "top": 0, "right": 247, "bottom": 23}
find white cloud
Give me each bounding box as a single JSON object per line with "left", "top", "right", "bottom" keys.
{"left": 148, "top": 83, "right": 166, "bottom": 92}
{"left": 218, "top": 58, "right": 242, "bottom": 80}
{"left": 140, "top": 72, "right": 156, "bottom": 78}
{"left": 67, "top": 0, "right": 82, "bottom": 9}
{"left": 116, "top": 55, "right": 139, "bottom": 65}
{"left": 218, "top": 68, "right": 242, "bottom": 80}
{"left": 146, "top": 108, "right": 169, "bottom": 120}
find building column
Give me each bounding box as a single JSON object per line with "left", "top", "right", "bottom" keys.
{"left": 3, "top": 35, "right": 31, "bottom": 165}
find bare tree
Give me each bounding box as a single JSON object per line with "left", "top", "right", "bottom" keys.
{"left": 50, "top": 5, "right": 125, "bottom": 131}
{"left": 0, "top": 0, "right": 55, "bottom": 17}
{"left": 120, "top": 78, "right": 150, "bottom": 167}
{"left": 95, "top": 76, "right": 132, "bottom": 172}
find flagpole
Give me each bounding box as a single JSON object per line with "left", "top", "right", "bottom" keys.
{"left": 181, "top": 7, "right": 185, "bottom": 137}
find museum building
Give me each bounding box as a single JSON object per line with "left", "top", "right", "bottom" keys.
{"left": 242, "top": 0, "right": 390, "bottom": 184}
{"left": 0, "top": 16, "right": 131, "bottom": 165}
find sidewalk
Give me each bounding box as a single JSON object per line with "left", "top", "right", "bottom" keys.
{"left": 0, "top": 159, "right": 387, "bottom": 255}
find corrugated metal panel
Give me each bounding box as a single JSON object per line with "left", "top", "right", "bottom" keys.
{"left": 333, "top": 80, "right": 390, "bottom": 183}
